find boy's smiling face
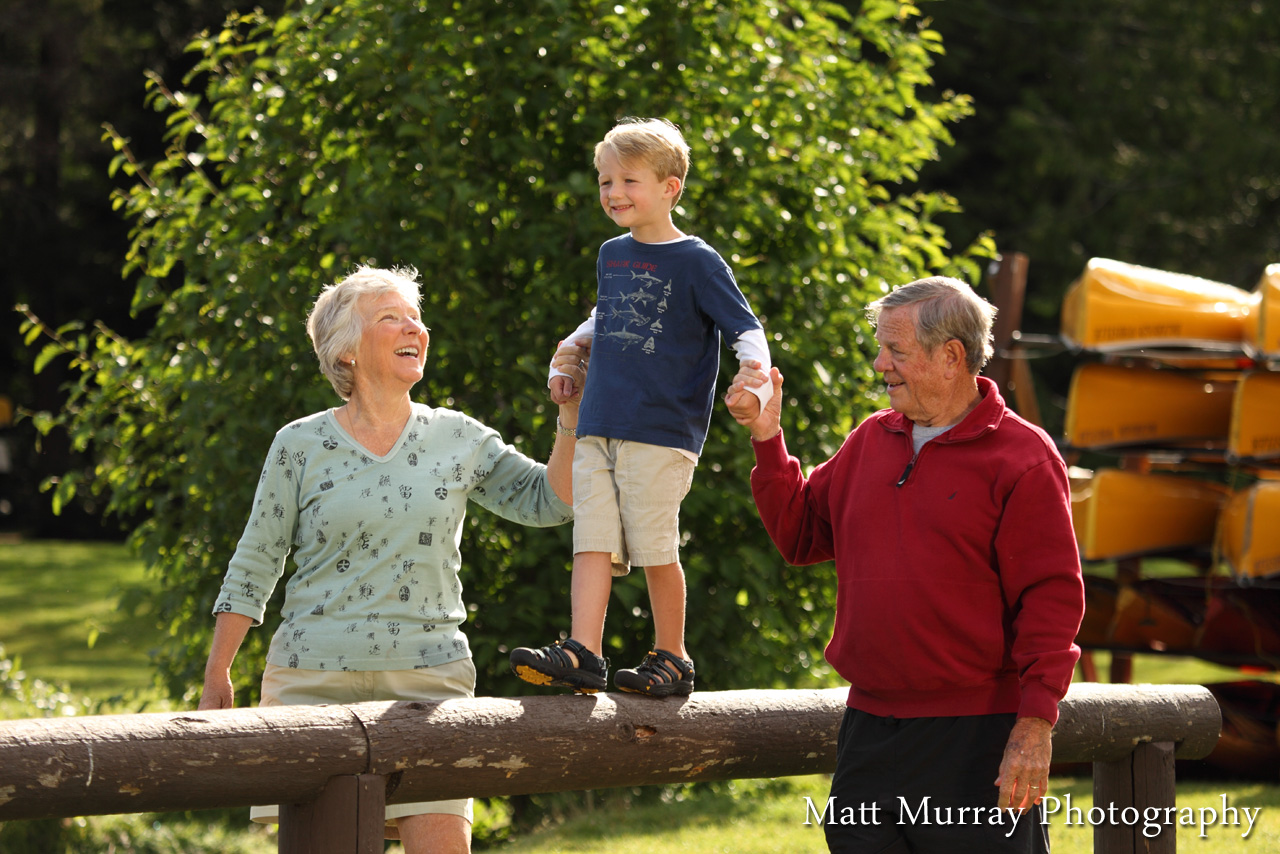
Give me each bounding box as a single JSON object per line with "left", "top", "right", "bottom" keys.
{"left": 596, "top": 149, "right": 682, "bottom": 243}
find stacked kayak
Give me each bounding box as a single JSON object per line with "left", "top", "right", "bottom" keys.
{"left": 1070, "top": 469, "right": 1229, "bottom": 562}
{"left": 1064, "top": 364, "right": 1236, "bottom": 452}
{"left": 1216, "top": 480, "right": 1280, "bottom": 581}
{"left": 1060, "top": 257, "right": 1275, "bottom": 358}
{"left": 1053, "top": 257, "right": 1280, "bottom": 779}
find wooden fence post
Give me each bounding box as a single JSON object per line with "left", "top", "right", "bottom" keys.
{"left": 984, "top": 250, "right": 1043, "bottom": 424}
{"left": 278, "top": 774, "right": 386, "bottom": 854}
{"left": 1093, "top": 741, "right": 1177, "bottom": 854}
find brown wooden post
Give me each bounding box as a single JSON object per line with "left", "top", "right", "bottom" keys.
{"left": 278, "top": 774, "right": 386, "bottom": 854}
{"left": 1132, "top": 742, "right": 1178, "bottom": 853}
{"left": 984, "top": 251, "right": 1043, "bottom": 424}
{"left": 1110, "top": 452, "right": 1146, "bottom": 684}
{"left": 1093, "top": 741, "right": 1176, "bottom": 854}
{"left": 1108, "top": 556, "right": 1140, "bottom": 684}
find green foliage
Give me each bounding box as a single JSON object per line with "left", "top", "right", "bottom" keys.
{"left": 23, "top": 0, "right": 990, "bottom": 703}
{"left": 1, "top": 0, "right": 291, "bottom": 539}
{"left": 0, "top": 644, "right": 91, "bottom": 719}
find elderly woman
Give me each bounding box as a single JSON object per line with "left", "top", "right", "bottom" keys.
{"left": 198, "top": 265, "right": 583, "bottom": 854}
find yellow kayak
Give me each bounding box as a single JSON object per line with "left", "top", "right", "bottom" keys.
{"left": 1251, "top": 264, "right": 1280, "bottom": 357}
{"left": 1228, "top": 371, "right": 1280, "bottom": 462}
{"left": 1060, "top": 257, "right": 1258, "bottom": 351}
{"left": 1064, "top": 362, "right": 1236, "bottom": 449}
{"left": 1070, "top": 468, "right": 1231, "bottom": 561}
{"left": 1101, "top": 578, "right": 1280, "bottom": 665}
{"left": 1216, "top": 481, "right": 1280, "bottom": 580}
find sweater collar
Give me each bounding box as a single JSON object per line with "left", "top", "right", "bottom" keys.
{"left": 879, "top": 376, "right": 1006, "bottom": 443}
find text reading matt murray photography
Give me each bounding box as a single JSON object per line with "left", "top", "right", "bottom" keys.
{"left": 804, "top": 795, "right": 1262, "bottom": 839}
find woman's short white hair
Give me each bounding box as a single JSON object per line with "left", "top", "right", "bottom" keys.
{"left": 866, "top": 276, "right": 997, "bottom": 375}
{"left": 307, "top": 265, "right": 422, "bottom": 400}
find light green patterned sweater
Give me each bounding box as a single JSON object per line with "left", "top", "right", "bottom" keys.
{"left": 213, "top": 403, "right": 571, "bottom": 671}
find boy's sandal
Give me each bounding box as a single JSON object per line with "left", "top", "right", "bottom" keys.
{"left": 509, "top": 637, "right": 608, "bottom": 695}
{"left": 614, "top": 648, "right": 695, "bottom": 697}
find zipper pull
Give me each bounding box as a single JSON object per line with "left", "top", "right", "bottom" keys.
{"left": 896, "top": 459, "right": 914, "bottom": 487}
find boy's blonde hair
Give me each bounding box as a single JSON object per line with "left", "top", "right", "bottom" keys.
{"left": 594, "top": 117, "right": 690, "bottom": 205}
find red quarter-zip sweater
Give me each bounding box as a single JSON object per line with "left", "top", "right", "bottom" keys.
{"left": 750, "top": 378, "right": 1083, "bottom": 723}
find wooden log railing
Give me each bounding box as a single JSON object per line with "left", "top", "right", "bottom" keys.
{"left": 0, "top": 683, "right": 1220, "bottom": 854}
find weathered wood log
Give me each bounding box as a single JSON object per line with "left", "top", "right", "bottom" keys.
{"left": 359, "top": 688, "right": 843, "bottom": 803}
{"left": 1049, "top": 682, "right": 1220, "bottom": 763}
{"left": 0, "top": 684, "right": 1219, "bottom": 822}
{"left": 0, "top": 703, "right": 368, "bottom": 820}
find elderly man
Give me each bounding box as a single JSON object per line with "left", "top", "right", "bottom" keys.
{"left": 726, "top": 277, "right": 1084, "bottom": 853}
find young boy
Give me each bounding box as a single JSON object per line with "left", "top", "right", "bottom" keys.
{"left": 510, "top": 117, "right": 772, "bottom": 697}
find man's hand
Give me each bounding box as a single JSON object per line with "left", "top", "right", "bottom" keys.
{"left": 995, "top": 716, "right": 1053, "bottom": 811}
{"left": 725, "top": 361, "right": 783, "bottom": 441}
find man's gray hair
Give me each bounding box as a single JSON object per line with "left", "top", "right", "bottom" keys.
{"left": 307, "top": 265, "right": 422, "bottom": 400}
{"left": 866, "top": 276, "right": 997, "bottom": 375}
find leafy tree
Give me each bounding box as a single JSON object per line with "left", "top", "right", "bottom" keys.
{"left": 24, "top": 0, "right": 990, "bottom": 703}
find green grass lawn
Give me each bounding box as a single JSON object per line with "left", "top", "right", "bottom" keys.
{"left": 1081, "top": 647, "right": 1274, "bottom": 687}
{"left": 1, "top": 539, "right": 1278, "bottom": 853}
{"left": 499, "top": 779, "right": 832, "bottom": 854}
{"left": 495, "top": 775, "right": 1280, "bottom": 854}
{"left": 0, "top": 539, "right": 164, "bottom": 710}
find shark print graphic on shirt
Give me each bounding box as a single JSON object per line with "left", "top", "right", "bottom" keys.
{"left": 599, "top": 264, "right": 673, "bottom": 355}
{"left": 576, "top": 234, "right": 766, "bottom": 456}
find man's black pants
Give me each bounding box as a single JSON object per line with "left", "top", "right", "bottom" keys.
{"left": 824, "top": 709, "right": 1051, "bottom": 854}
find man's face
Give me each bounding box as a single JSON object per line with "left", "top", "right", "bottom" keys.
{"left": 871, "top": 305, "right": 953, "bottom": 426}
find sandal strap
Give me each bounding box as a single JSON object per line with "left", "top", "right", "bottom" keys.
{"left": 540, "top": 640, "right": 576, "bottom": 669}
{"left": 559, "top": 638, "right": 596, "bottom": 667}
{"left": 636, "top": 648, "right": 694, "bottom": 684}
{"left": 542, "top": 637, "right": 603, "bottom": 671}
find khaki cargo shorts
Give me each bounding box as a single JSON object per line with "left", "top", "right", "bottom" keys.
{"left": 572, "top": 436, "right": 696, "bottom": 570}
{"left": 250, "top": 658, "right": 476, "bottom": 825}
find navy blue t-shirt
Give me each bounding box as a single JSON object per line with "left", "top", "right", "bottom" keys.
{"left": 576, "top": 235, "right": 765, "bottom": 455}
